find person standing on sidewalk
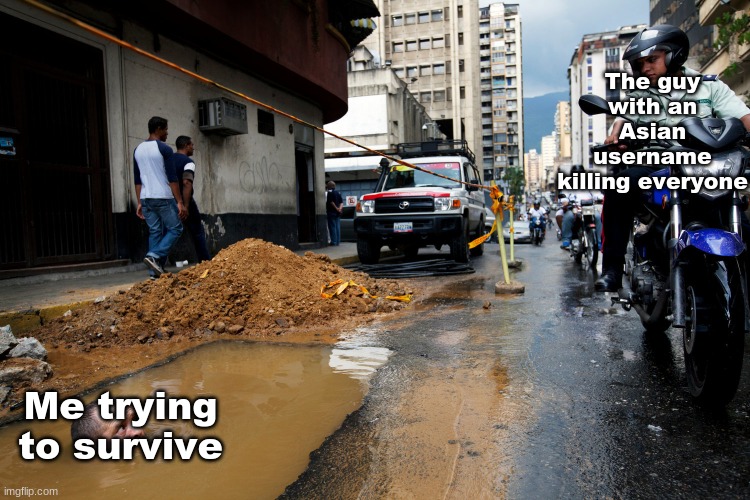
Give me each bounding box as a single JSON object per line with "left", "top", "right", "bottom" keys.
{"left": 134, "top": 116, "right": 187, "bottom": 277}
{"left": 326, "top": 180, "right": 343, "bottom": 246}
{"left": 169, "top": 135, "right": 211, "bottom": 262}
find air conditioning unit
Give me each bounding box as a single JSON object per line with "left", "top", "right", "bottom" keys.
{"left": 198, "top": 97, "right": 248, "bottom": 136}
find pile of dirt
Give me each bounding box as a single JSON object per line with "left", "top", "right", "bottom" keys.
{"left": 2, "top": 239, "right": 414, "bottom": 417}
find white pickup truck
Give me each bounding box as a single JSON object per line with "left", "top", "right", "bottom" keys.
{"left": 354, "top": 140, "right": 486, "bottom": 264}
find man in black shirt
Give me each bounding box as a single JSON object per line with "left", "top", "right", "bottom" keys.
{"left": 326, "top": 180, "right": 344, "bottom": 246}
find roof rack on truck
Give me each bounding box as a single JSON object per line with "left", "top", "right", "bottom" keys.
{"left": 396, "top": 140, "right": 476, "bottom": 164}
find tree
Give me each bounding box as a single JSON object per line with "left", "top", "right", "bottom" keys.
{"left": 502, "top": 167, "right": 525, "bottom": 201}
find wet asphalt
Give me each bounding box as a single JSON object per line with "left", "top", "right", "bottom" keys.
{"left": 283, "top": 241, "right": 750, "bottom": 499}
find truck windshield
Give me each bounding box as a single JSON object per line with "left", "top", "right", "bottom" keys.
{"left": 384, "top": 162, "right": 461, "bottom": 190}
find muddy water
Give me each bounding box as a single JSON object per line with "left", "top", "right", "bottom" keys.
{"left": 0, "top": 341, "right": 388, "bottom": 499}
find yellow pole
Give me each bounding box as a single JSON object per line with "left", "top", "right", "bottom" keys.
{"left": 508, "top": 198, "right": 515, "bottom": 263}
{"left": 497, "top": 198, "right": 511, "bottom": 284}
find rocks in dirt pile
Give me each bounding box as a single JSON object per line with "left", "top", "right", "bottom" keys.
{"left": 8, "top": 338, "right": 47, "bottom": 361}
{"left": 0, "top": 326, "right": 17, "bottom": 357}
{"left": 41, "top": 238, "right": 411, "bottom": 348}
{"left": 0, "top": 326, "right": 52, "bottom": 404}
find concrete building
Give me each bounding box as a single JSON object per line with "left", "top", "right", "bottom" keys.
{"left": 555, "top": 101, "right": 572, "bottom": 161}
{"left": 363, "top": 0, "right": 484, "bottom": 177}
{"left": 0, "top": 0, "right": 377, "bottom": 275}
{"left": 696, "top": 0, "right": 750, "bottom": 103}
{"left": 524, "top": 149, "right": 541, "bottom": 195}
{"left": 540, "top": 134, "right": 556, "bottom": 192}
{"left": 478, "top": 3, "right": 524, "bottom": 182}
{"left": 650, "top": 0, "right": 715, "bottom": 69}
{"left": 568, "top": 25, "right": 645, "bottom": 171}
{"left": 324, "top": 46, "right": 435, "bottom": 202}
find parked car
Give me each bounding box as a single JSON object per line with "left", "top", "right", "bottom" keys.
{"left": 502, "top": 220, "right": 531, "bottom": 243}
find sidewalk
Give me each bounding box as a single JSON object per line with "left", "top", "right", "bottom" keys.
{"left": 0, "top": 243, "right": 367, "bottom": 334}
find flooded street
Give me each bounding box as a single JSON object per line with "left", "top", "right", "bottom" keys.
{"left": 286, "top": 242, "right": 750, "bottom": 499}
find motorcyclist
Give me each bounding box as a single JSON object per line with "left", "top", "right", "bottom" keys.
{"left": 528, "top": 199, "right": 547, "bottom": 238}
{"left": 556, "top": 198, "right": 574, "bottom": 249}
{"left": 595, "top": 24, "right": 750, "bottom": 292}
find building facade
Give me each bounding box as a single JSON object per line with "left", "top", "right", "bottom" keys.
{"left": 0, "top": 0, "right": 376, "bottom": 274}
{"left": 568, "top": 25, "right": 645, "bottom": 170}
{"left": 696, "top": 0, "right": 750, "bottom": 104}
{"left": 650, "top": 0, "right": 715, "bottom": 69}
{"left": 324, "top": 47, "right": 434, "bottom": 202}
{"left": 478, "top": 3, "right": 524, "bottom": 182}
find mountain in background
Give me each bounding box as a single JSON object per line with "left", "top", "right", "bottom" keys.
{"left": 522, "top": 91, "right": 568, "bottom": 153}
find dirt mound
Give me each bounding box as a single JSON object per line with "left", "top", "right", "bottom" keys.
{"left": 36, "top": 239, "right": 411, "bottom": 349}
{"left": 3, "top": 239, "right": 414, "bottom": 415}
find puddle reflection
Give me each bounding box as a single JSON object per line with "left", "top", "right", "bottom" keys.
{"left": 0, "top": 341, "right": 375, "bottom": 499}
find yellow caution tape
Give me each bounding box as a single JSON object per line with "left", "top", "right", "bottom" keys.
{"left": 469, "top": 182, "right": 502, "bottom": 249}
{"left": 320, "top": 279, "right": 411, "bottom": 302}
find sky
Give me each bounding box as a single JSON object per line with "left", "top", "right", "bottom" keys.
{"left": 478, "top": 0, "right": 650, "bottom": 97}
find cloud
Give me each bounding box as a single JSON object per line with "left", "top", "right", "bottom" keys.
{"left": 480, "top": 0, "right": 649, "bottom": 97}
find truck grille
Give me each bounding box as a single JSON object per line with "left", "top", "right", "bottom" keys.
{"left": 375, "top": 196, "right": 435, "bottom": 213}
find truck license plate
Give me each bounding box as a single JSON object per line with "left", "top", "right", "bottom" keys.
{"left": 394, "top": 222, "right": 413, "bottom": 233}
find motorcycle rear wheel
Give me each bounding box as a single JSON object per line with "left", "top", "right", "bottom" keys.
{"left": 683, "top": 259, "right": 745, "bottom": 406}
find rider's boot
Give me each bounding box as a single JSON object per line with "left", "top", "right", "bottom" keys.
{"left": 595, "top": 254, "right": 623, "bottom": 292}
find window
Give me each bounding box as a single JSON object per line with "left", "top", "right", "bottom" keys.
{"left": 420, "top": 65, "right": 432, "bottom": 76}
{"left": 433, "top": 63, "right": 445, "bottom": 75}
{"left": 406, "top": 40, "right": 417, "bottom": 51}
{"left": 420, "top": 38, "right": 431, "bottom": 50}
{"left": 420, "top": 92, "right": 431, "bottom": 103}
{"left": 460, "top": 86, "right": 466, "bottom": 99}
{"left": 407, "top": 66, "right": 418, "bottom": 77}
{"left": 405, "top": 13, "right": 416, "bottom": 25}
{"left": 447, "top": 87, "right": 452, "bottom": 101}
{"left": 431, "top": 9, "right": 443, "bottom": 22}
{"left": 458, "top": 32, "right": 464, "bottom": 45}
{"left": 392, "top": 15, "right": 403, "bottom": 27}
{"left": 393, "top": 42, "right": 404, "bottom": 53}
{"left": 433, "top": 90, "right": 445, "bottom": 102}
{"left": 458, "top": 59, "right": 465, "bottom": 72}
{"left": 418, "top": 11, "right": 429, "bottom": 23}
{"left": 494, "top": 133, "right": 507, "bottom": 143}
{"left": 432, "top": 37, "right": 444, "bottom": 49}
{"left": 258, "top": 109, "right": 274, "bottom": 136}
{"left": 394, "top": 67, "right": 405, "bottom": 78}
{"left": 457, "top": 5, "right": 463, "bottom": 18}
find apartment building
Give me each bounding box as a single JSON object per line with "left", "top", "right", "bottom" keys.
{"left": 650, "top": 0, "right": 715, "bottom": 69}
{"left": 568, "top": 25, "right": 645, "bottom": 170}
{"left": 478, "top": 3, "right": 524, "bottom": 182}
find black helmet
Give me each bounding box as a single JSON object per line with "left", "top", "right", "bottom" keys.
{"left": 623, "top": 25, "right": 689, "bottom": 76}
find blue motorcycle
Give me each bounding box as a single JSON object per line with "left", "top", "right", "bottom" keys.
{"left": 529, "top": 216, "right": 545, "bottom": 246}
{"left": 581, "top": 94, "right": 750, "bottom": 406}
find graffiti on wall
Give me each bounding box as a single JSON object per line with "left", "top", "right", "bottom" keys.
{"left": 239, "top": 156, "right": 291, "bottom": 194}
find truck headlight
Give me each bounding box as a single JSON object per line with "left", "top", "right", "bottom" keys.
{"left": 359, "top": 200, "right": 375, "bottom": 213}
{"left": 435, "top": 198, "right": 451, "bottom": 211}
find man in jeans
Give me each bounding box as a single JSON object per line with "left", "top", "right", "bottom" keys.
{"left": 134, "top": 116, "right": 187, "bottom": 278}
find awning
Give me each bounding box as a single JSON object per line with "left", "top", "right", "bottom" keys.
{"left": 329, "top": 0, "right": 380, "bottom": 20}
{"left": 350, "top": 18, "right": 377, "bottom": 30}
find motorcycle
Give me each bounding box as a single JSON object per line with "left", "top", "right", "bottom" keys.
{"left": 530, "top": 216, "right": 545, "bottom": 246}
{"left": 580, "top": 94, "right": 750, "bottom": 406}
{"left": 568, "top": 197, "right": 599, "bottom": 268}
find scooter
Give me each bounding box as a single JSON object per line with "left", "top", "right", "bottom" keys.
{"left": 580, "top": 94, "right": 750, "bottom": 406}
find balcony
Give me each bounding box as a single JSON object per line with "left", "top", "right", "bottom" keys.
{"left": 697, "top": 0, "right": 745, "bottom": 25}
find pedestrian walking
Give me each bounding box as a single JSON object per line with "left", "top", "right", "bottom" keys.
{"left": 134, "top": 116, "right": 187, "bottom": 278}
